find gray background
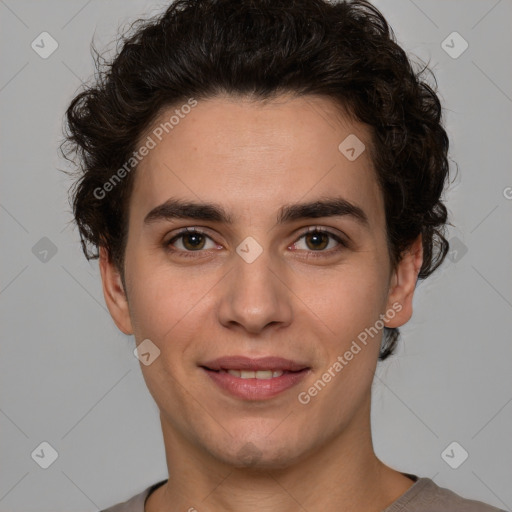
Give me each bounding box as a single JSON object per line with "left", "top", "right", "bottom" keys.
{"left": 1, "top": 0, "right": 511, "bottom": 510}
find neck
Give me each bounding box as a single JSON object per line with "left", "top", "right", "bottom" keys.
{"left": 145, "top": 396, "right": 414, "bottom": 512}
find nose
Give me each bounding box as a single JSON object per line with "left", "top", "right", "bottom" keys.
{"left": 217, "top": 241, "right": 293, "bottom": 335}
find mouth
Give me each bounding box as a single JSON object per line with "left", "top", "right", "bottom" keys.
{"left": 201, "top": 355, "right": 309, "bottom": 372}
{"left": 199, "top": 356, "right": 311, "bottom": 400}
{"left": 204, "top": 368, "right": 295, "bottom": 379}
{"left": 201, "top": 366, "right": 307, "bottom": 380}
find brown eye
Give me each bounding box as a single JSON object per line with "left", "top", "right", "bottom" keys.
{"left": 165, "top": 228, "right": 215, "bottom": 255}
{"left": 180, "top": 232, "right": 206, "bottom": 250}
{"left": 292, "top": 228, "right": 348, "bottom": 256}
{"left": 304, "top": 231, "right": 330, "bottom": 251}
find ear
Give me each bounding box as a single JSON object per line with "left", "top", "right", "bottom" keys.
{"left": 384, "top": 234, "right": 423, "bottom": 328}
{"left": 98, "top": 246, "right": 133, "bottom": 335}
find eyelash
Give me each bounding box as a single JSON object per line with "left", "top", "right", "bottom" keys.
{"left": 164, "top": 226, "right": 348, "bottom": 259}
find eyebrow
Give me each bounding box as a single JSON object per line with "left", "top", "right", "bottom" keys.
{"left": 143, "top": 197, "right": 369, "bottom": 228}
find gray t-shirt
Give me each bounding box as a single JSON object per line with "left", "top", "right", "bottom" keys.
{"left": 100, "top": 473, "right": 506, "bottom": 512}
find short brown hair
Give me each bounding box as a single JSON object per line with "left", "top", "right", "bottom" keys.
{"left": 61, "top": 0, "right": 451, "bottom": 360}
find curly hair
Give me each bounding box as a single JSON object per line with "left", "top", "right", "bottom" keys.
{"left": 61, "top": 0, "right": 451, "bottom": 360}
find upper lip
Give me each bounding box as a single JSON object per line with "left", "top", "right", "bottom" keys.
{"left": 201, "top": 356, "right": 309, "bottom": 372}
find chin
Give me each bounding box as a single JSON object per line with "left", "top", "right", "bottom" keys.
{"left": 207, "top": 435, "right": 308, "bottom": 471}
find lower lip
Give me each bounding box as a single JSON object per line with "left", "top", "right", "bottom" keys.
{"left": 201, "top": 368, "right": 310, "bottom": 400}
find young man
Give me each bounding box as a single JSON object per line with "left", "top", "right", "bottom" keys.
{"left": 62, "top": 0, "right": 505, "bottom": 511}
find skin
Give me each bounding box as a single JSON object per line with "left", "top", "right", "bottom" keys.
{"left": 99, "top": 93, "right": 423, "bottom": 512}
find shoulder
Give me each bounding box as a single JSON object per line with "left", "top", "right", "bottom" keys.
{"left": 99, "top": 480, "right": 167, "bottom": 512}
{"left": 385, "top": 477, "right": 507, "bottom": 512}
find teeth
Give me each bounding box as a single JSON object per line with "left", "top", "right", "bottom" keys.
{"left": 225, "top": 369, "right": 285, "bottom": 379}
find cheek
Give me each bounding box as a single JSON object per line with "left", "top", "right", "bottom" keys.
{"left": 125, "top": 252, "right": 218, "bottom": 350}
{"left": 315, "top": 263, "right": 388, "bottom": 340}
{"left": 124, "top": 252, "right": 181, "bottom": 339}
{"left": 125, "top": 262, "right": 204, "bottom": 402}
{"left": 296, "top": 266, "right": 388, "bottom": 418}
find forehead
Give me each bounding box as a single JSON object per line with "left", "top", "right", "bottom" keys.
{"left": 130, "top": 94, "right": 384, "bottom": 229}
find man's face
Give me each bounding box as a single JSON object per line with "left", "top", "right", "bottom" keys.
{"left": 101, "top": 94, "right": 415, "bottom": 469}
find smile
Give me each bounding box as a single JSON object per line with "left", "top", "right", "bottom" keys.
{"left": 201, "top": 366, "right": 310, "bottom": 400}
{"left": 221, "top": 369, "right": 284, "bottom": 379}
